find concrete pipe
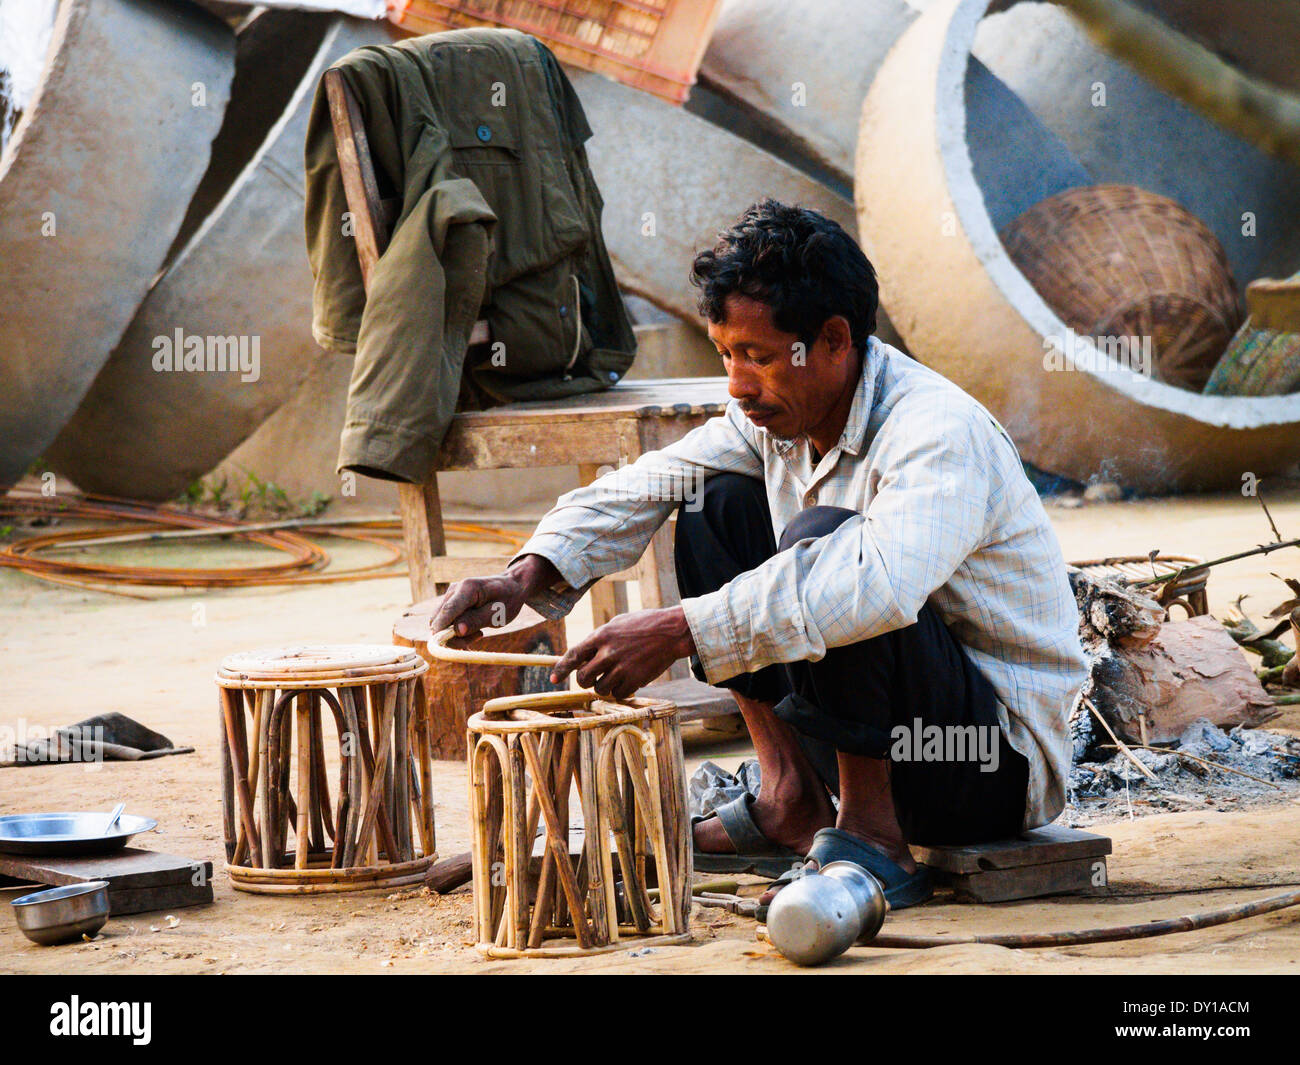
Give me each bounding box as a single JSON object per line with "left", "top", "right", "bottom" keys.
{"left": 0, "top": 0, "right": 234, "bottom": 489}
{"left": 856, "top": 0, "right": 1300, "bottom": 492}
{"left": 570, "top": 66, "right": 860, "bottom": 327}
{"left": 46, "top": 15, "right": 397, "bottom": 501}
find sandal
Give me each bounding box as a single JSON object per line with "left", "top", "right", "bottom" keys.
{"left": 691, "top": 793, "right": 803, "bottom": 878}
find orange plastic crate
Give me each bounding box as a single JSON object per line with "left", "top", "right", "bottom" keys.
{"left": 387, "top": 0, "right": 723, "bottom": 104}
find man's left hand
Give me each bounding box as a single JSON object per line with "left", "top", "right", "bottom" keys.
{"left": 550, "top": 606, "right": 696, "bottom": 701}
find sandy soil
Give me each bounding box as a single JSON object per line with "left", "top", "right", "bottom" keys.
{"left": 2, "top": 485, "right": 1299, "bottom": 974}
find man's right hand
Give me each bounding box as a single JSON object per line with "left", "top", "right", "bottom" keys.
{"left": 430, "top": 554, "right": 562, "bottom": 640}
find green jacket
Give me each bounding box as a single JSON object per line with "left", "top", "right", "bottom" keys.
{"left": 304, "top": 28, "right": 636, "bottom": 483}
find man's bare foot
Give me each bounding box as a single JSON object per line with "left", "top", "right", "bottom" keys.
{"left": 692, "top": 776, "right": 835, "bottom": 856}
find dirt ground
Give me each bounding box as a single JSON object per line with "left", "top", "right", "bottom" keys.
{"left": 2, "top": 484, "right": 1300, "bottom": 974}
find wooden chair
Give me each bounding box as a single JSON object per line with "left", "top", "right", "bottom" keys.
{"left": 324, "top": 71, "right": 730, "bottom": 684}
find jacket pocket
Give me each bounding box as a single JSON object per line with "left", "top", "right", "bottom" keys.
{"left": 437, "top": 49, "right": 588, "bottom": 282}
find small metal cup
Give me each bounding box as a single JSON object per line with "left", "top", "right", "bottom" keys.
{"left": 11, "top": 880, "right": 111, "bottom": 946}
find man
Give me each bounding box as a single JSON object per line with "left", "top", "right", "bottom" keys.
{"left": 433, "top": 199, "right": 1087, "bottom": 910}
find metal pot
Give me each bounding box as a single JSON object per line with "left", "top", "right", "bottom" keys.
{"left": 11, "top": 881, "right": 111, "bottom": 945}
{"left": 766, "top": 860, "right": 889, "bottom": 966}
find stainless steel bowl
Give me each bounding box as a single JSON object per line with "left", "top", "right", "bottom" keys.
{"left": 11, "top": 881, "right": 111, "bottom": 945}
{"left": 0, "top": 812, "right": 158, "bottom": 856}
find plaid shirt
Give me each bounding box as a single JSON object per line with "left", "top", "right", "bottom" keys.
{"left": 517, "top": 338, "right": 1087, "bottom": 828}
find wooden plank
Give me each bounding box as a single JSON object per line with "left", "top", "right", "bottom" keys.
{"left": 443, "top": 378, "right": 730, "bottom": 426}
{"left": 107, "top": 881, "right": 214, "bottom": 916}
{"left": 0, "top": 849, "right": 210, "bottom": 890}
{"left": 0, "top": 850, "right": 216, "bottom": 915}
{"left": 911, "top": 825, "right": 1112, "bottom": 875}
{"left": 944, "top": 856, "right": 1108, "bottom": 903}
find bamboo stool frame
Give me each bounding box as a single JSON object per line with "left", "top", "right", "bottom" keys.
{"left": 216, "top": 646, "right": 437, "bottom": 894}
{"left": 431, "top": 629, "right": 692, "bottom": 957}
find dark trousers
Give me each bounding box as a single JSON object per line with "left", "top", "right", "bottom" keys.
{"left": 674, "top": 473, "right": 1028, "bottom": 846}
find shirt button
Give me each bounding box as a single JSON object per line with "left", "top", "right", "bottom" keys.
{"left": 804, "top": 492, "right": 817, "bottom": 507}
{"left": 476, "top": 124, "right": 492, "bottom": 142}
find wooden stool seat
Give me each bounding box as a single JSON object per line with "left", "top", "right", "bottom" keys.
{"left": 216, "top": 645, "right": 436, "bottom": 894}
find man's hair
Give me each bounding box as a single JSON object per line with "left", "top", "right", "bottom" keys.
{"left": 689, "top": 199, "right": 878, "bottom": 356}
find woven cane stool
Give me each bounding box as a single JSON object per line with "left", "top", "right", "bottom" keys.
{"left": 430, "top": 629, "right": 692, "bottom": 958}
{"left": 216, "top": 645, "right": 435, "bottom": 894}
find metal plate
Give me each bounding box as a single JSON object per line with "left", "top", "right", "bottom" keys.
{"left": 0, "top": 813, "right": 158, "bottom": 857}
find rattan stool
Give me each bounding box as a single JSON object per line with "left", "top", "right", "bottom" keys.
{"left": 216, "top": 645, "right": 435, "bottom": 894}
{"left": 430, "top": 630, "right": 692, "bottom": 958}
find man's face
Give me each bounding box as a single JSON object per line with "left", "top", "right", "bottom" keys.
{"left": 707, "top": 293, "right": 854, "bottom": 440}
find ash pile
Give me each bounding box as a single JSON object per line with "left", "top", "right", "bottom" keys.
{"left": 1064, "top": 569, "right": 1300, "bottom": 821}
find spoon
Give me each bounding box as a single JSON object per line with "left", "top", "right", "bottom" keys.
{"left": 102, "top": 802, "right": 126, "bottom": 836}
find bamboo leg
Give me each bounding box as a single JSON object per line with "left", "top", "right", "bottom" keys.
{"left": 393, "top": 680, "right": 411, "bottom": 863}
{"left": 219, "top": 699, "right": 236, "bottom": 863}
{"left": 354, "top": 682, "right": 402, "bottom": 865}
{"left": 327, "top": 697, "right": 351, "bottom": 870}
{"left": 259, "top": 694, "right": 277, "bottom": 869}
{"left": 473, "top": 737, "right": 506, "bottom": 946}
{"left": 294, "top": 695, "right": 312, "bottom": 870}
{"left": 626, "top": 732, "right": 679, "bottom": 935}
{"left": 520, "top": 734, "right": 591, "bottom": 950}
{"left": 578, "top": 730, "right": 610, "bottom": 945}
{"left": 277, "top": 703, "right": 296, "bottom": 860}
{"left": 220, "top": 687, "right": 262, "bottom": 868}
{"left": 418, "top": 676, "right": 435, "bottom": 856}
{"left": 601, "top": 733, "right": 652, "bottom": 932}
{"left": 352, "top": 688, "right": 379, "bottom": 865}
{"left": 247, "top": 689, "right": 266, "bottom": 796}
{"left": 230, "top": 689, "right": 255, "bottom": 865}
{"left": 311, "top": 696, "right": 334, "bottom": 843}
{"left": 506, "top": 737, "right": 531, "bottom": 951}
{"left": 528, "top": 732, "right": 579, "bottom": 948}
{"left": 339, "top": 688, "right": 365, "bottom": 869}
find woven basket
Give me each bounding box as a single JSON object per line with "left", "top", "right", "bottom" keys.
{"left": 1000, "top": 184, "right": 1242, "bottom": 391}
{"left": 388, "top": 0, "right": 724, "bottom": 104}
